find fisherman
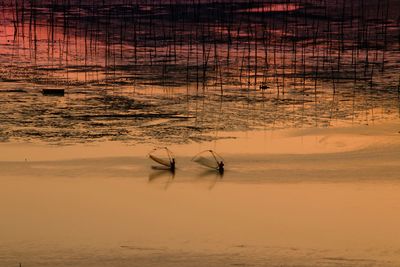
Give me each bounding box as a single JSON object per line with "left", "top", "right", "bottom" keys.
{"left": 170, "top": 158, "right": 176, "bottom": 172}
{"left": 218, "top": 161, "right": 224, "bottom": 174}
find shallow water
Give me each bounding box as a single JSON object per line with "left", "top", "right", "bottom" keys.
{"left": 1, "top": 178, "right": 400, "bottom": 267}
{"left": 1, "top": 123, "right": 400, "bottom": 266}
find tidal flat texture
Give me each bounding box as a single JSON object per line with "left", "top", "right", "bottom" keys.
{"left": 0, "top": 0, "right": 399, "bottom": 144}
{"left": 1, "top": 0, "right": 400, "bottom": 266}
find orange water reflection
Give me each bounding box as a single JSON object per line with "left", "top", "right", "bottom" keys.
{"left": 239, "top": 3, "right": 301, "bottom": 13}
{"left": 1, "top": 116, "right": 400, "bottom": 266}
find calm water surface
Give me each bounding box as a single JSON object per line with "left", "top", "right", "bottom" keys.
{"left": 1, "top": 1, "right": 400, "bottom": 266}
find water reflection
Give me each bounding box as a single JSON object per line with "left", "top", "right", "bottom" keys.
{"left": 148, "top": 168, "right": 175, "bottom": 190}
{"left": 0, "top": 0, "right": 399, "bottom": 144}
{"left": 195, "top": 169, "right": 224, "bottom": 190}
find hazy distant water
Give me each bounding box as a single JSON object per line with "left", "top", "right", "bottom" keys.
{"left": 1, "top": 133, "right": 400, "bottom": 266}
{"left": 0, "top": 0, "right": 399, "bottom": 144}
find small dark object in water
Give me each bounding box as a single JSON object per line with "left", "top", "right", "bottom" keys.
{"left": 42, "top": 89, "right": 64, "bottom": 96}
{"left": 259, "top": 84, "right": 269, "bottom": 90}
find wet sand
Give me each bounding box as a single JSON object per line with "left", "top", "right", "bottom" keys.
{"left": 1, "top": 122, "right": 400, "bottom": 266}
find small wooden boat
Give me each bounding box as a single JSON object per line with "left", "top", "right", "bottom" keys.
{"left": 42, "top": 89, "right": 65, "bottom": 96}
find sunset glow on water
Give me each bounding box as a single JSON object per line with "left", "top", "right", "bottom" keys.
{"left": 1, "top": 0, "right": 400, "bottom": 266}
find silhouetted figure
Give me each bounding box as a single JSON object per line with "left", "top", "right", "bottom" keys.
{"left": 170, "top": 158, "right": 176, "bottom": 172}
{"left": 218, "top": 161, "right": 224, "bottom": 174}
